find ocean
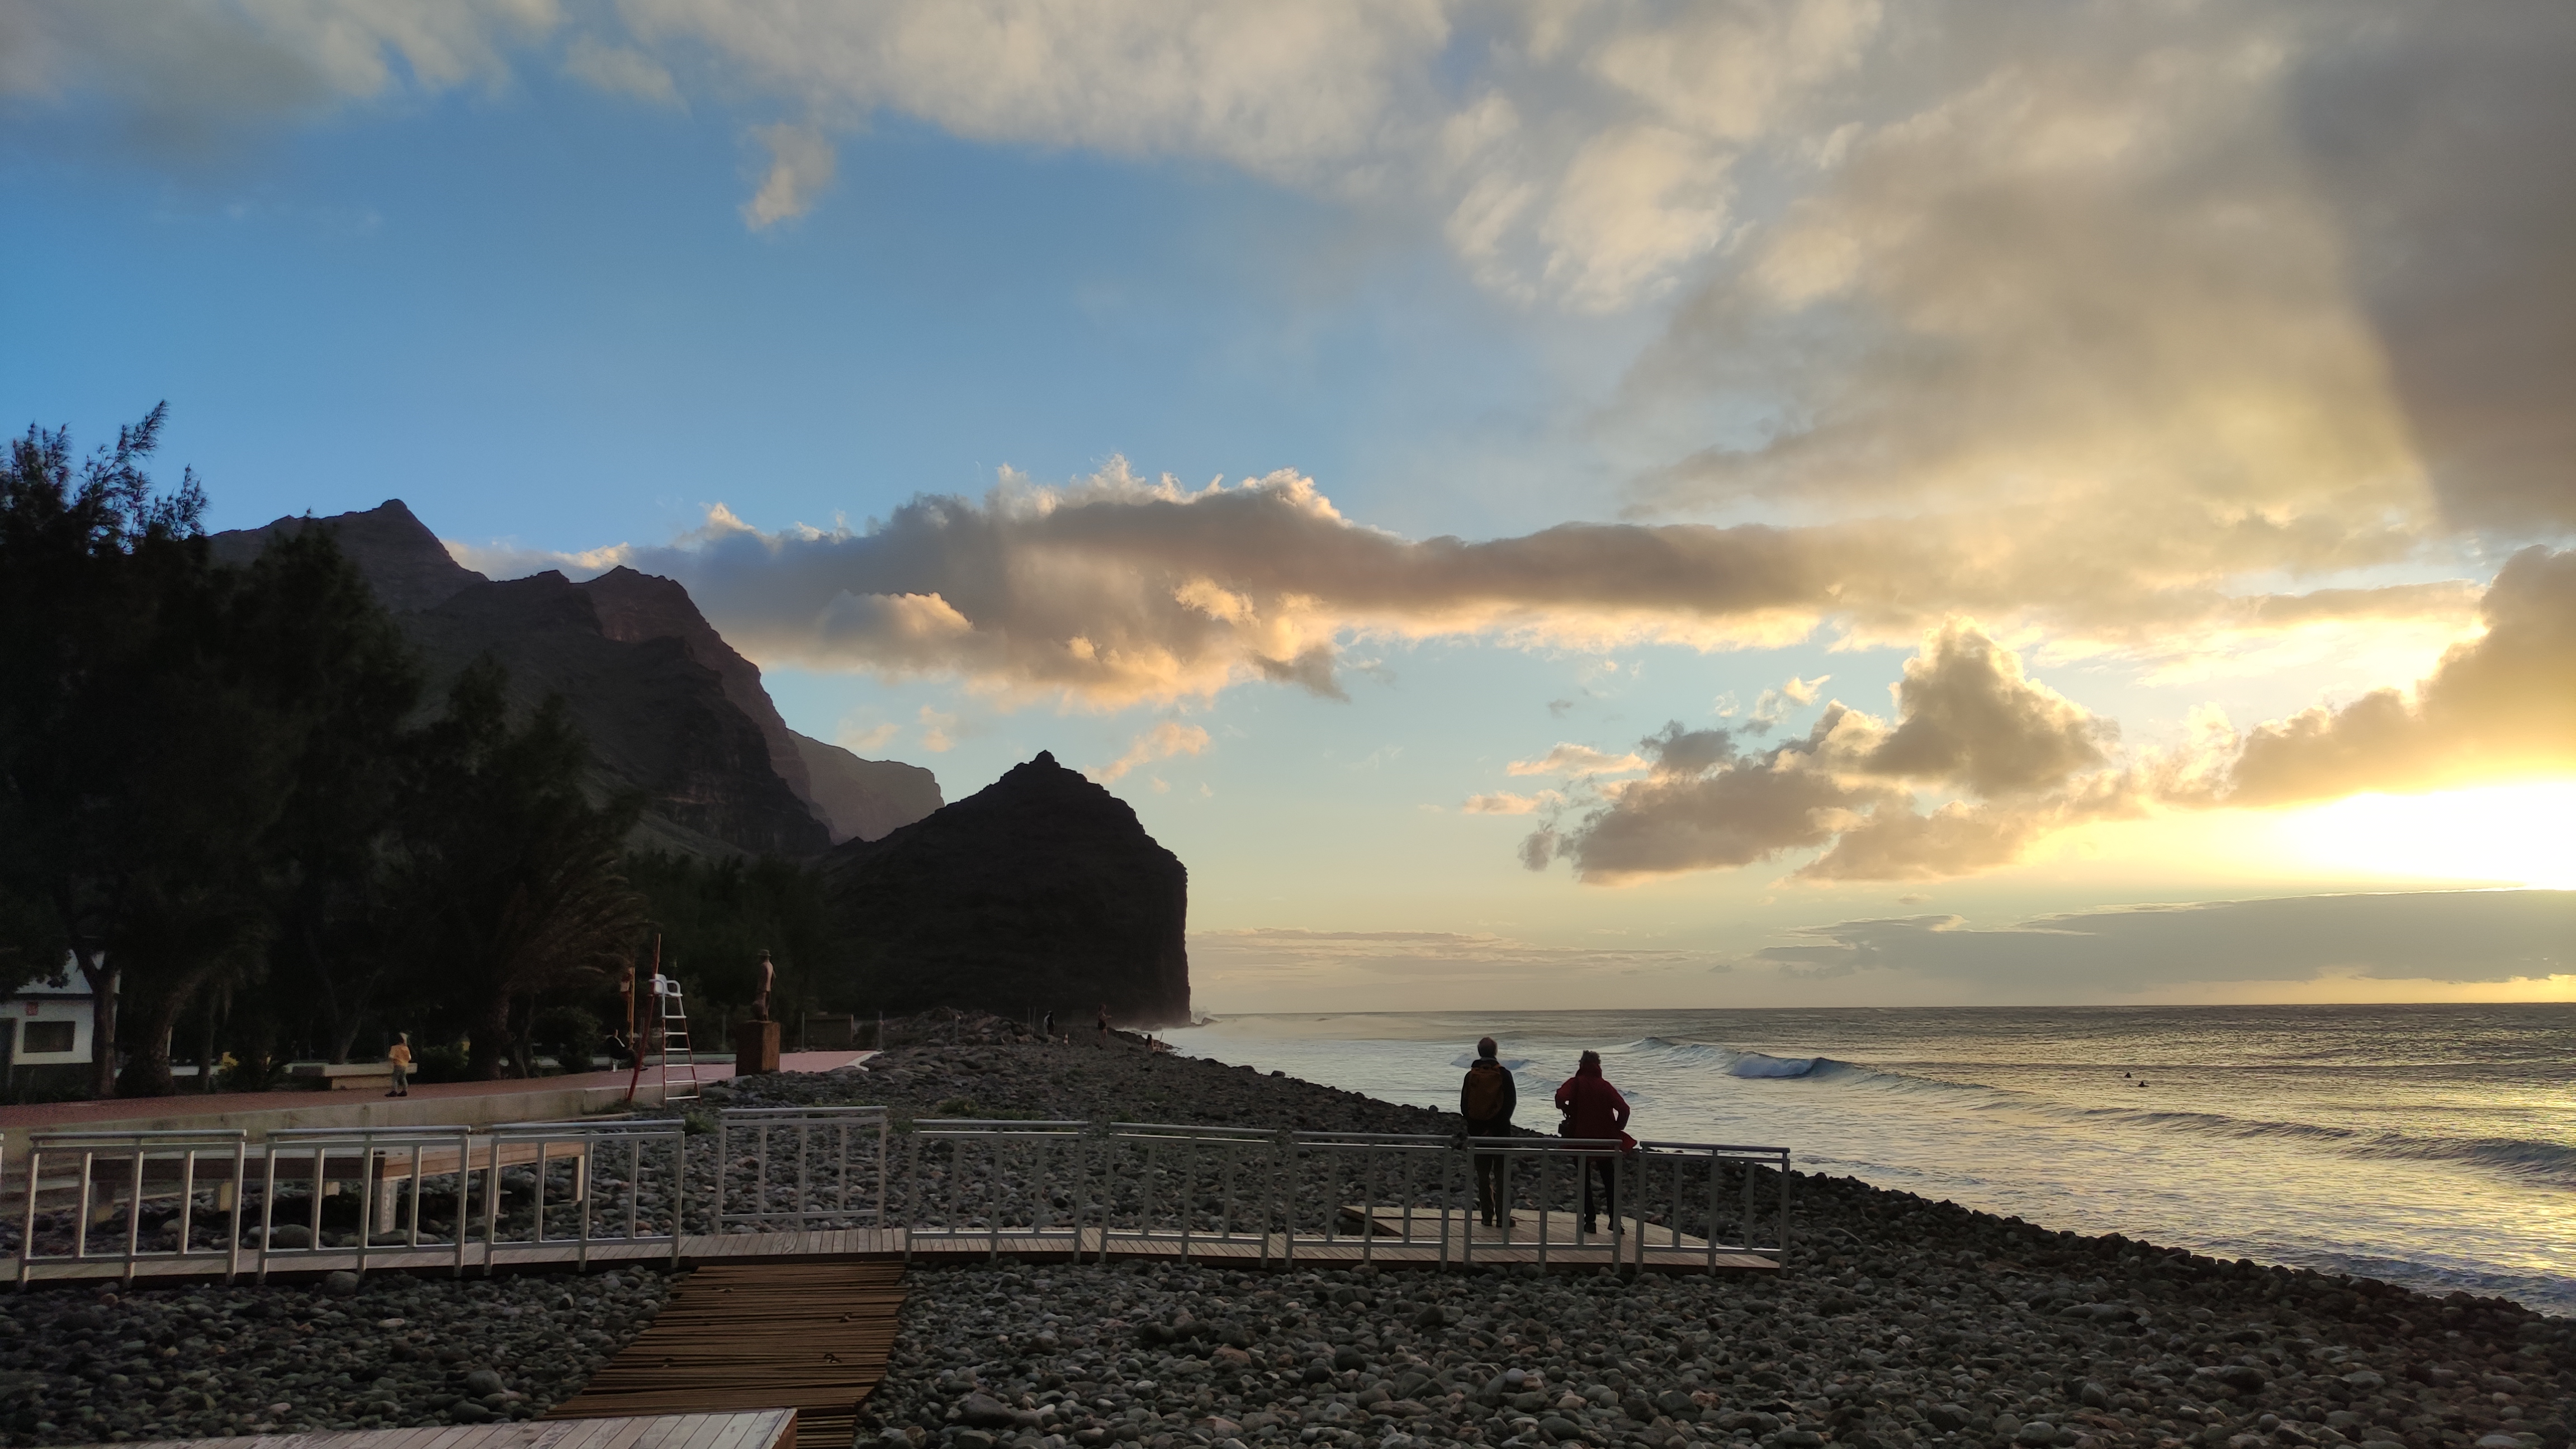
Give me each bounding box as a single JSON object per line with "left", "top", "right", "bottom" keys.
{"left": 1164, "top": 1005, "right": 2576, "bottom": 1315}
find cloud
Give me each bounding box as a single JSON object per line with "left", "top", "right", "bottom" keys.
{"left": 486, "top": 463, "right": 2487, "bottom": 711}
{"left": 1192, "top": 926, "right": 1725, "bottom": 984}
{"left": 837, "top": 718, "right": 900, "bottom": 754}
{"left": 916, "top": 705, "right": 958, "bottom": 752}
{"left": 1740, "top": 889, "right": 2575, "bottom": 992}
{"left": 3, "top": 0, "right": 554, "bottom": 153}
{"left": 1462, "top": 790, "right": 1555, "bottom": 816}
{"left": 1862, "top": 625, "right": 2112, "bottom": 795}
{"left": 1505, "top": 744, "right": 1649, "bottom": 778}
{"left": 1091, "top": 720, "right": 1210, "bottom": 783}
{"left": 742, "top": 122, "right": 835, "bottom": 229}
{"left": 564, "top": 36, "right": 680, "bottom": 108}
{"left": 2284, "top": 6, "right": 2576, "bottom": 533}
{"left": 2218, "top": 547, "right": 2576, "bottom": 805}
{"left": 1745, "top": 672, "right": 1829, "bottom": 731}
{"left": 1522, "top": 621, "right": 2133, "bottom": 884}
{"left": 1498, "top": 550, "right": 2574, "bottom": 886}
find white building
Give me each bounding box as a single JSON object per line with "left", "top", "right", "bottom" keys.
{"left": 3, "top": 962, "right": 97, "bottom": 1098}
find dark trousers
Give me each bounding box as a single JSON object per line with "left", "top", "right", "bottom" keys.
{"left": 1467, "top": 1118, "right": 1509, "bottom": 1224}
{"left": 1580, "top": 1154, "right": 1620, "bottom": 1232}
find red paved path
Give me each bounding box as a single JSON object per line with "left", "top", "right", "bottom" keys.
{"left": 0, "top": 1052, "right": 868, "bottom": 1131}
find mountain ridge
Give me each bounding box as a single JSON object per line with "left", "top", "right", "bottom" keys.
{"left": 208, "top": 501, "right": 940, "bottom": 855}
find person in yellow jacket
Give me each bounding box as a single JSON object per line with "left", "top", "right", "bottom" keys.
{"left": 385, "top": 1033, "right": 413, "bottom": 1097}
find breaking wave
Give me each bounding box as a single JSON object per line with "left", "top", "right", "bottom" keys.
{"left": 1609, "top": 1036, "right": 2576, "bottom": 1187}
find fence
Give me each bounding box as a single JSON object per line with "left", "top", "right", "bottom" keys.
{"left": 5, "top": 1112, "right": 1791, "bottom": 1285}
{"left": 12, "top": 1129, "right": 250, "bottom": 1284}
{"left": 898, "top": 1119, "right": 1792, "bottom": 1270}
{"left": 715, "top": 1106, "right": 889, "bottom": 1234}
{"left": 7, "top": 1119, "right": 689, "bottom": 1287}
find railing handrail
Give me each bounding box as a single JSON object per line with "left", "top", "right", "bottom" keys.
{"left": 720, "top": 1105, "right": 884, "bottom": 1119}
{"left": 489, "top": 1119, "right": 674, "bottom": 1134}
{"left": 11, "top": 1107, "right": 1790, "bottom": 1287}
{"left": 1107, "top": 1121, "right": 1275, "bottom": 1140}
{"left": 263, "top": 1125, "right": 475, "bottom": 1140}
{"left": 29, "top": 1128, "right": 249, "bottom": 1145}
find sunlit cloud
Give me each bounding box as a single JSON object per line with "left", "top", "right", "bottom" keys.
{"left": 1091, "top": 721, "right": 1210, "bottom": 784}
{"left": 1505, "top": 744, "right": 1649, "bottom": 778}
{"left": 1739, "top": 890, "right": 2575, "bottom": 992}
{"left": 742, "top": 121, "right": 834, "bottom": 229}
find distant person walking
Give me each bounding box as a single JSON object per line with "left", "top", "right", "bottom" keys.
{"left": 1460, "top": 1037, "right": 1517, "bottom": 1228}
{"left": 384, "top": 1033, "right": 413, "bottom": 1098}
{"left": 1097, "top": 1003, "right": 1111, "bottom": 1046}
{"left": 1554, "top": 1050, "right": 1631, "bottom": 1236}
{"left": 1044, "top": 1010, "right": 1057, "bottom": 1042}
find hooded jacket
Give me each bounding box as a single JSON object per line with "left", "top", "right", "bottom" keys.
{"left": 1460, "top": 1057, "right": 1517, "bottom": 1130}
{"left": 1554, "top": 1060, "right": 1631, "bottom": 1142}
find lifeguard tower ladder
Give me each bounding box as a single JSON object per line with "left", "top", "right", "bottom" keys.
{"left": 626, "top": 974, "right": 704, "bottom": 1104}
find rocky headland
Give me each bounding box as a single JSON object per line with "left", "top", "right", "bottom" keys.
{"left": 4, "top": 1020, "right": 2567, "bottom": 1449}
{"left": 825, "top": 756, "right": 1194, "bottom": 1025}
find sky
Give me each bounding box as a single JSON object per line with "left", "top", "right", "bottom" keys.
{"left": 6, "top": 1, "right": 2572, "bottom": 1012}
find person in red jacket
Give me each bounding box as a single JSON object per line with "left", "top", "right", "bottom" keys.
{"left": 1554, "top": 1049, "right": 1631, "bottom": 1235}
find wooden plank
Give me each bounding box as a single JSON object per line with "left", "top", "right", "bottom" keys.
{"left": 51, "top": 1412, "right": 795, "bottom": 1449}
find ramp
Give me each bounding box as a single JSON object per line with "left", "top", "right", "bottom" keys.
{"left": 549, "top": 1261, "right": 905, "bottom": 1446}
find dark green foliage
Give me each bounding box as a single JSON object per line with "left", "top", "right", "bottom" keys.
{"left": 0, "top": 408, "right": 651, "bottom": 1097}
{"left": 530, "top": 1005, "right": 603, "bottom": 1072}
{"left": 395, "top": 662, "right": 649, "bottom": 1079}
{"left": 624, "top": 851, "right": 846, "bottom": 1027}
{"left": 410, "top": 1041, "right": 472, "bottom": 1085}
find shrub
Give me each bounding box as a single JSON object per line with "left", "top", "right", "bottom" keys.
{"left": 531, "top": 1005, "right": 603, "bottom": 1073}
{"left": 413, "top": 1041, "right": 472, "bottom": 1083}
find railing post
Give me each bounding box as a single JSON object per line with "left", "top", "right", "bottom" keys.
{"left": 1779, "top": 1152, "right": 1792, "bottom": 1262}
{"left": 669, "top": 1126, "right": 685, "bottom": 1268}
{"left": 1705, "top": 1150, "right": 1719, "bottom": 1272}
{"left": 120, "top": 1146, "right": 145, "bottom": 1277}
{"left": 714, "top": 1115, "right": 730, "bottom": 1233}
{"left": 225, "top": 1138, "right": 245, "bottom": 1284}
{"left": 1535, "top": 1150, "right": 1550, "bottom": 1272}
{"left": 18, "top": 1144, "right": 40, "bottom": 1290}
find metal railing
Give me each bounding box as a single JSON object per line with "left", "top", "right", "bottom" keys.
{"left": 714, "top": 1106, "right": 889, "bottom": 1234}
{"left": 252, "top": 1126, "right": 477, "bottom": 1280}
{"left": 13, "top": 1130, "right": 250, "bottom": 1285}
{"left": 905, "top": 1119, "right": 1089, "bottom": 1261}
{"left": 6, "top": 1111, "right": 1792, "bottom": 1284}
{"left": 1100, "top": 1121, "right": 1280, "bottom": 1263}
{"left": 481, "top": 1120, "right": 688, "bottom": 1271}
{"left": 889, "top": 1119, "right": 1791, "bottom": 1273}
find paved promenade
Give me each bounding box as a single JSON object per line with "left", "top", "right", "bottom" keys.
{"left": 0, "top": 1053, "right": 872, "bottom": 1171}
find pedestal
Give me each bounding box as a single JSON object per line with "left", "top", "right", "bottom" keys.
{"left": 733, "top": 1019, "right": 781, "bottom": 1075}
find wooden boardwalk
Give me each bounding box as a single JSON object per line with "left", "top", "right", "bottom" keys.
{"left": 549, "top": 1262, "right": 903, "bottom": 1447}
{"left": 57, "top": 1408, "right": 798, "bottom": 1449}
{"left": 9, "top": 1218, "right": 1773, "bottom": 1285}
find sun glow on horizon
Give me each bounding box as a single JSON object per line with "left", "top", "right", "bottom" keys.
{"left": 2274, "top": 782, "right": 2576, "bottom": 890}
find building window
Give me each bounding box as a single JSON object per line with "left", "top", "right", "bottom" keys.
{"left": 22, "top": 1021, "right": 75, "bottom": 1054}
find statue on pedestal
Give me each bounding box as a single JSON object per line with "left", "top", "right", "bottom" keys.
{"left": 751, "top": 949, "right": 775, "bottom": 1022}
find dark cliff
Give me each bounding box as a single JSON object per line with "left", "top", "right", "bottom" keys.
{"left": 823, "top": 752, "right": 1190, "bottom": 1025}
{"left": 794, "top": 732, "right": 945, "bottom": 844}
{"left": 409, "top": 570, "right": 831, "bottom": 856}
{"left": 208, "top": 501, "right": 940, "bottom": 856}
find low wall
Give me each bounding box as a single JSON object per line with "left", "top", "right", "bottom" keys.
{"left": 0, "top": 1081, "right": 641, "bottom": 1173}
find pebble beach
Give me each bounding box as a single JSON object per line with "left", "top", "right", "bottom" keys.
{"left": 4, "top": 1019, "right": 2568, "bottom": 1449}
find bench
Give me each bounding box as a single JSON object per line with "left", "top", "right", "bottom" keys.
{"left": 285, "top": 1060, "right": 397, "bottom": 1091}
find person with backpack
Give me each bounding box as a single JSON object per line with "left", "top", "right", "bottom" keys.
{"left": 1460, "top": 1037, "right": 1517, "bottom": 1228}
{"left": 1554, "top": 1049, "right": 1632, "bottom": 1236}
